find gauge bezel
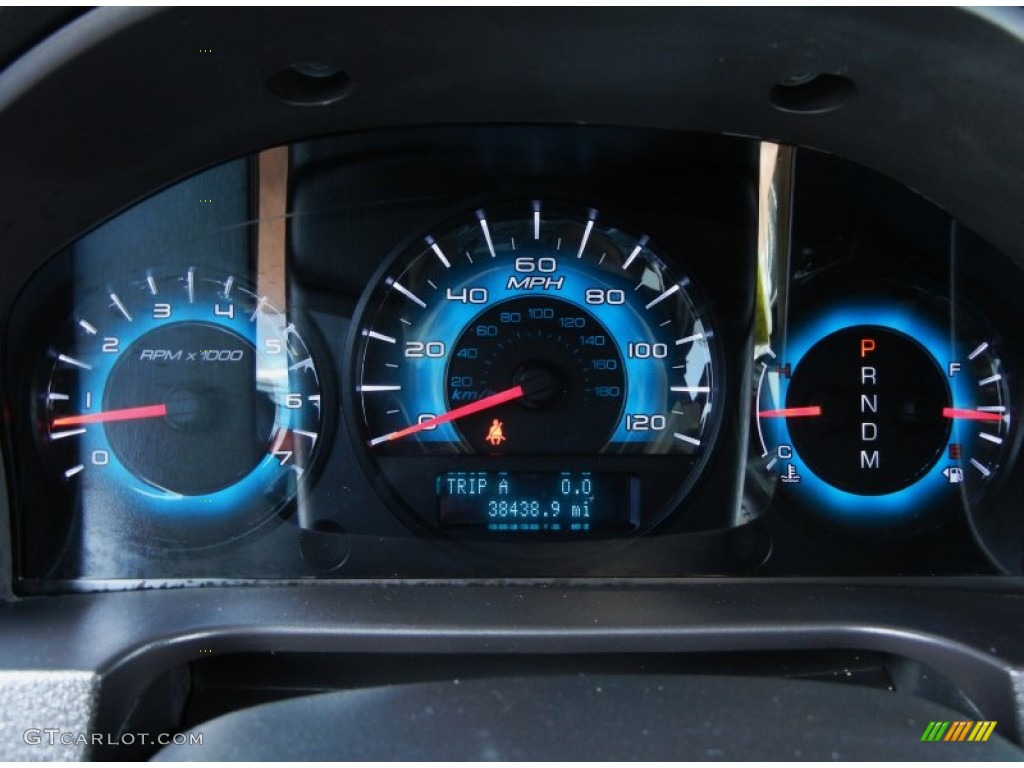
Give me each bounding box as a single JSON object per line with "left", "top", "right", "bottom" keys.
{"left": 344, "top": 197, "right": 726, "bottom": 557}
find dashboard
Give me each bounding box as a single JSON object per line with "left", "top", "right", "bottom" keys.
{"left": 7, "top": 127, "right": 1022, "bottom": 584}
{"left": 2, "top": 6, "right": 1024, "bottom": 761}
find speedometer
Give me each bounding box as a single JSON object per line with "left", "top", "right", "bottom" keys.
{"left": 350, "top": 201, "right": 720, "bottom": 536}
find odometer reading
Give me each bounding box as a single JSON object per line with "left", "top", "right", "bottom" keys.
{"left": 438, "top": 471, "right": 637, "bottom": 532}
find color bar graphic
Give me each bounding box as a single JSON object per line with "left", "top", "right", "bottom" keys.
{"left": 920, "top": 721, "right": 997, "bottom": 742}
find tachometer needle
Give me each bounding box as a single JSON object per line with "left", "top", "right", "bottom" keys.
{"left": 758, "top": 406, "right": 822, "bottom": 419}
{"left": 942, "top": 407, "right": 1005, "bottom": 422}
{"left": 52, "top": 403, "right": 168, "bottom": 427}
{"left": 369, "top": 385, "right": 525, "bottom": 446}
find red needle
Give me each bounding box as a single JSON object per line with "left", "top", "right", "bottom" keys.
{"left": 942, "top": 407, "right": 1004, "bottom": 422}
{"left": 758, "top": 406, "right": 822, "bottom": 419}
{"left": 370, "top": 385, "right": 525, "bottom": 445}
{"left": 52, "top": 404, "right": 168, "bottom": 427}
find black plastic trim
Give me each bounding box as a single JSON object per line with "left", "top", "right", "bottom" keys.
{"left": 0, "top": 582, "right": 1021, "bottom": 747}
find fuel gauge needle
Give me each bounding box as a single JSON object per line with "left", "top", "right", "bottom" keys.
{"left": 758, "top": 406, "right": 822, "bottom": 418}
{"left": 369, "top": 385, "right": 525, "bottom": 446}
{"left": 52, "top": 404, "right": 168, "bottom": 427}
{"left": 942, "top": 407, "right": 1005, "bottom": 422}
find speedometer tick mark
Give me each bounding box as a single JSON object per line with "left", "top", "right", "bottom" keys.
{"left": 673, "top": 433, "right": 701, "bottom": 446}
{"left": 577, "top": 215, "right": 595, "bottom": 258}
{"left": 391, "top": 281, "right": 427, "bottom": 309}
{"left": 427, "top": 238, "right": 451, "bottom": 269}
{"left": 146, "top": 275, "right": 158, "bottom": 295}
{"left": 645, "top": 283, "right": 680, "bottom": 310}
{"left": 622, "top": 237, "right": 648, "bottom": 270}
{"left": 364, "top": 330, "right": 396, "bottom": 344}
{"left": 476, "top": 212, "right": 497, "bottom": 258}
{"left": 676, "top": 333, "right": 705, "bottom": 346}
{"left": 186, "top": 267, "right": 195, "bottom": 304}
{"left": 78, "top": 319, "right": 98, "bottom": 335}
{"left": 64, "top": 464, "right": 85, "bottom": 478}
{"left": 51, "top": 428, "right": 86, "bottom": 441}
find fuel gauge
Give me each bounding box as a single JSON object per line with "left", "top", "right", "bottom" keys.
{"left": 756, "top": 305, "right": 1011, "bottom": 528}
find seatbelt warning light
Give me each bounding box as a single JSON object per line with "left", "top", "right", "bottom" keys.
{"left": 485, "top": 419, "right": 507, "bottom": 446}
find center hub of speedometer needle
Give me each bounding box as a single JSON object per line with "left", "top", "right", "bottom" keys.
{"left": 512, "top": 361, "right": 564, "bottom": 409}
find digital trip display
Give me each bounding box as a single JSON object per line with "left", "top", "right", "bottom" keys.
{"left": 438, "top": 471, "right": 638, "bottom": 532}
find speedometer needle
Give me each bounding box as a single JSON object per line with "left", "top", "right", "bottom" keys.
{"left": 52, "top": 403, "right": 168, "bottom": 427}
{"left": 942, "top": 407, "right": 1005, "bottom": 422}
{"left": 369, "top": 385, "right": 525, "bottom": 446}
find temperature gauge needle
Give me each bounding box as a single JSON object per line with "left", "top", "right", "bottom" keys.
{"left": 51, "top": 404, "right": 168, "bottom": 427}
{"left": 369, "top": 385, "right": 525, "bottom": 446}
{"left": 758, "top": 406, "right": 822, "bottom": 419}
{"left": 942, "top": 407, "right": 1005, "bottom": 422}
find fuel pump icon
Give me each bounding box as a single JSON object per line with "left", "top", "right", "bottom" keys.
{"left": 942, "top": 466, "right": 964, "bottom": 484}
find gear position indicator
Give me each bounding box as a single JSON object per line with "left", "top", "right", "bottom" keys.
{"left": 756, "top": 312, "right": 1011, "bottom": 525}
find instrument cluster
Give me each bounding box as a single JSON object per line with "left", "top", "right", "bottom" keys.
{"left": 6, "top": 126, "right": 1023, "bottom": 588}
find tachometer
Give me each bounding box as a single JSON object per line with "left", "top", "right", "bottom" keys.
{"left": 350, "top": 201, "right": 719, "bottom": 536}
{"left": 40, "top": 267, "right": 323, "bottom": 546}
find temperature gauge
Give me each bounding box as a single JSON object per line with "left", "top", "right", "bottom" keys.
{"left": 756, "top": 307, "right": 1010, "bottom": 527}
